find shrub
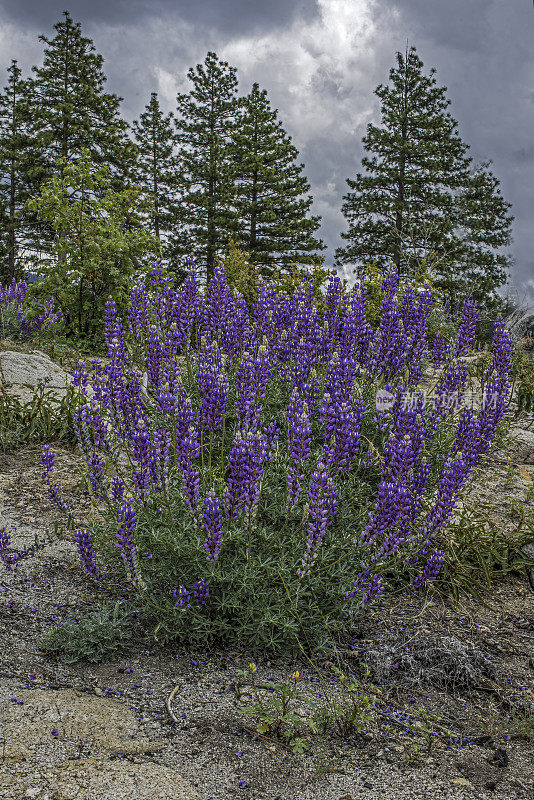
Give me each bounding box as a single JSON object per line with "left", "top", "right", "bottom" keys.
{"left": 42, "top": 262, "right": 512, "bottom": 655}
{"left": 0, "top": 279, "right": 63, "bottom": 341}
{"left": 0, "top": 383, "right": 80, "bottom": 451}
{"left": 41, "top": 601, "right": 134, "bottom": 663}
{"left": 27, "top": 149, "right": 159, "bottom": 340}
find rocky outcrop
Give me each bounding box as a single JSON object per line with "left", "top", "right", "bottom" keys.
{"left": 0, "top": 350, "right": 71, "bottom": 402}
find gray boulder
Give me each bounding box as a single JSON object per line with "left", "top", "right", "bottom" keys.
{"left": 0, "top": 349, "right": 71, "bottom": 401}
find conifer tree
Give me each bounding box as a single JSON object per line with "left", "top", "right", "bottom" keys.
{"left": 230, "top": 83, "right": 324, "bottom": 276}
{"left": 336, "top": 47, "right": 512, "bottom": 304}
{"left": 175, "top": 52, "right": 238, "bottom": 281}
{"left": 132, "top": 93, "right": 180, "bottom": 268}
{"left": 28, "top": 11, "right": 135, "bottom": 184}
{"left": 0, "top": 60, "right": 33, "bottom": 282}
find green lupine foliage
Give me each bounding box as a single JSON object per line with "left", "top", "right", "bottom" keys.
{"left": 336, "top": 47, "right": 513, "bottom": 307}
{"left": 0, "top": 61, "right": 35, "bottom": 283}
{"left": 175, "top": 52, "right": 239, "bottom": 282}
{"left": 230, "top": 82, "right": 324, "bottom": 277}
{"left": 132, "top": 92, "right": 183, "bottom": 277}
{"left": 28, "top": 150, "right": 159, "bottom": 339}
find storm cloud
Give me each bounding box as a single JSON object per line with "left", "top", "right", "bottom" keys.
{"left": 0, "top": 0, "right": 532, "bottom": 303}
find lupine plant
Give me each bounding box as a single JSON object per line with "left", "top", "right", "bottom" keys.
{"left": 41, "top": 261, "right": 512, "bottom": 654}
{"left": 0, "top": 279, "right": 62, "bottom": 339}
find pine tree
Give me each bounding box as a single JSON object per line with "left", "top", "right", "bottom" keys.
{"left": 28, "top": 11, "right": 135, "bottom": 184}
{"left": 175, "top": 52, "right": 238, "bottom": 282}
{"left": 0, "top": 60, "right": 32, "bottom": 282}
{"left": 132, "top": 92, "right": 180, "bottom": 269}
{"left": 336, "top": 47, "right": 513, "bottom": 304}
{"left": 230, "top": 83, "right": 324, "bottom": 276}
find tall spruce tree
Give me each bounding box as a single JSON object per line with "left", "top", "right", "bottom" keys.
{"left": 175, "top": 51, "right": 238, "bottom": 281}
{"left": 230, "top": 83, "right": 324, "bottom": 276}
{"left": 336, "top": 47, "right": 512, "bottom": 304}
{"left": 132, "top": 92, "right": 180, "bottom": 268}
{"left": 0, "top": 61, "right": 33, "bottom": 282}
{"left": 28, "top": 11, "right": 135, "bottom": 183}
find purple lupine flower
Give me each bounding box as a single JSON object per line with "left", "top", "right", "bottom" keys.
{"left": 320, "top": 395, "right": 364, "bottom": 473}
{"left": 431, "top": 333, "right": 447, "bottom": 369}
{"left": 176, "top": 258, "right": 201, "bottom": 351}
{"left": 73, "top": 529, "right": 100, "bottom": 577}
{"left": 146, "top": 325, "right": 165, "bottom": 389}
{"left": 72, "top": 361, "right": 90, "bottom": 395}
{"left": 346, "top": 571, "right": 385, "bottom": 605}
{"left": 127, "top": 281, "right": 150, "bottom": 340}
{"left": 151, "top": 428, "right": 171, "bottom": 490}
{"left": 197, "top": 339, "right": 229, "bottom": 433}
{"left": 178, "top": 426, "right": 200, "bottom": 513}
{"left": 300, "top": 369, "right": 321, "bottom": 413}
{"left": 104, "top": 297, "right": 128, "bottom": 365}
{"left": 0, "top": 526, "right": 12, "bottom": 565}
{"left": 299, "top": 462, "right": 338, "bottom": 576}
{"left": 45, "top": 483, "right": 70, "bottom": 515}
{"left": 324, "top": 270, "right": 344, "bottom": 353}
{"left": 420, "top": 453, "right": 469, "bottom": 541}
{"left": 203, "top": 263, "right": 234, "bottom": 344}
{"left": 173, "top": 585, "right": 191, "bottom": 608}
{"left": 339, "top": 284, "right": 374, "bottom": 367}
{"left": 426, "top": 361, "right": 468, "bottom": 435}
{"left": 324, "top": 352, "right": 359, "bottom": 406}
{"left": 40, "top": 448, "right": 73, "bottom": 518}
{"left": 412, "top": 549, "right": 444, "bottom": 589}
{"left": 40, "top": 447, "right": 55, "bottom": 480}
{"left": 225, "top": 430, "right": 269, "bottom": 518}
{"left": 286, "top": 391, "right": 312, "bottom": 508}
{"left": 235, "top": 345, "right": 272, "bottom": 432}
{"left": 87, "top": 448, "right": 106, "bottom": 499}
{"left": 116, "top": 500, "right": 141, "bottom": 584}
{"left": 192, "top": 578, "right": 209, "bottom": 604}
{"left": 203, "top": 491, "right": 223, "bottom": 561}
{"left": 111, "top": 477, "right": 125, "bottom": 506}
{"left": 484, "top": 318, "right": 512, "bottom": 391}
{"left": 453, "top": 295, "right": 478, "bottom": 358}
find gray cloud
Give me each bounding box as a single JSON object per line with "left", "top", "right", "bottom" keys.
{"left": 0, "top": 1, "right": 318, "bottom": 36}
{"left": 0, "top": 0, "right": 532, "bottom": 304}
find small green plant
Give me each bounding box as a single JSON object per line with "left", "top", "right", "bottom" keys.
{"left": 0, "top": 304, "right": 22, "bottom": 339}
{"left": 0, "top": 381, "right": 80, "bottom": 451}
{"left": 508, "top": 710, "right": 534, "bottom": 741}
{"left": 41, "top": 601, "right": 134, "bottom": 663}
{"left": 237, "top": 664, "right": 312, "bottom": 753}
{"left": 237, "top": 663, "right": 375, "bottom": 753}
{"left": 438, "top": 496, "right": 534, "bottom": 600}
{"left": 310, "top": 666, "right": 375, "bottom": 737}
{"left": 514, "top": 353, "right": 534, "bottom": 412}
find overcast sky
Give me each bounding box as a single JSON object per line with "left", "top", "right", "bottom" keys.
{"left": 0, "top": 0, "right": 532, "bottom": 304}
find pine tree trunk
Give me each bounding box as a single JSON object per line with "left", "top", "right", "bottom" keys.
{"left": 394, "top": 107, "right": 408, "bottom": 274}
{"left": 7, "top": 159, "right": 16, "bottom": 282}
{"left": 152, "top": 127, "right": 160, "bottom": 241}
{"left": 250, "top": 168, "right": 258, "bottom": 255}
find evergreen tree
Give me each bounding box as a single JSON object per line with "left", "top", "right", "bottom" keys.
{"left": 336, "top": 47, "right": 513, "bottom": 304}
{"left": 0, "top": 61, "right": 33, "bottom": 282}
{"left": 230, "top": 83, "right": 324, "bottom": 276}
{"left": 28, "top": 11, "right": 135, "bottom": 184}
{"left": 175, "top": 51, "right": 238, "bottom": 281}
{"left": 132, "top": 92, "right": 180, "bottom": 268}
